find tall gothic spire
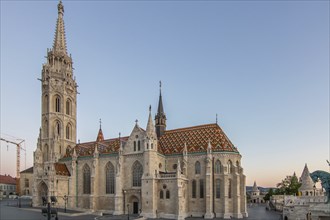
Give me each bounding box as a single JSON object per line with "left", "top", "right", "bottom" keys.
{"left": 155, "top": 81, "right": 166, "bottom": 138}
{"left": 157, "top": 81, "right": 164, "bottom": 114}
{"left": 146, "top": 105, "right": 156, "bottom": 138}
{"left": 53, "top": 0, "right": 67, "bottom": 54}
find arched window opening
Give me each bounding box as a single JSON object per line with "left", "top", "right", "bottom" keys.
{"left": 66, "top": 124, "right": 71, "bottom": 140}
{"left": 195, "top": 161, "right": 201, "bottom": 174}
{"left": 134, "top": 141, "right": 136, "bottom": 151}
{"left": 66, "top": 99, "right": 71, "bottom": 115}
{"left": 215, "top": 160, "right": 221, "bottom": 174}
{"left": 138, "top": 140, "right": 141, "bottom": 151}
{"left": 106, "top": 162, "right": 115, "bottom": 194}
{"left": 55, "top": 96, "right": 61, "bottom": 113}
{"left": 200, "top": 179, "right": 204, "bottom": 198}
{"left": 160, "top": 190, "right": 164, "bottom": 199}
{"left": 147, "top": 143, "right": 149, "bottom": 149}
{"left": 55, "top": 121, "right": 61, "bottom": 137}
{"left": 228, "top": 160, "right": 232, "bottom": 174}
{"left": 132, "top": 161, "right": 143, "bottom": 187}
{"left": 192, "top": 180, "right": 196, "bottom": 198}
{"left": 44, "top": 95, "right": 49, "bottom": 113}
{"left": 83, "top": 165, "right": 91, "bottom": 194}
{"left": 216, "top": 179, "right": 220, "bottom": 198}
{"left": 151, "top": 143, "right": 154, "bottom": 149}
{"left": 228, "top": 179, "right": 232, "bottom": 198}
{"left": 166, "top": 190, "right": 170, "bottom": 199}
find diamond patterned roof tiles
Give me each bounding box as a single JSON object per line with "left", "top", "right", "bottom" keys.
{"left": 159, "top": 123, "right": 238, "bottom": 155}
{"left": 64, "top": 123, "right": 238, "bottom": 158}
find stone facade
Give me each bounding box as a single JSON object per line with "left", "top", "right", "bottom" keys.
{"left": 31, "top": 1, "right": 248, "bottom": 219}
{"left": 20, "top": 167, "right": 34, "bottom": 196}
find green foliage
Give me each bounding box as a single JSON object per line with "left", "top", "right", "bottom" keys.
{"left": 275, "top": 174, "right": 302, "bottom": 196}
{"left": 263, "top": 188, "right": 274, "bottom": 201}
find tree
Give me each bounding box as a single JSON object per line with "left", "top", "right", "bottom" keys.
{"left": 275, "top": 174, "right": 301, "bottom": 196}
{"left": 264, "top": 188, "right": 274, "bottom": 201}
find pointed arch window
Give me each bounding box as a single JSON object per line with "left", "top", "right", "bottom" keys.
{"left": 166, "top": 190, "right": 170, "bottom": 199}
{"left": 200, "top": 179, "right": 204, "bottom": 198}
{"left": 192, "top": 179, "right": 196, "bottom": 198}
{"left": 55, "top": 96, "right": 61, "bottom": 113}
{"left": 228, "top": 160, "right": 232, "bottom": 174}
{"left": 66, "top": 124, "right": 71, "bottom": 140}
{"left": 228, "top": 179, "right": 232, "bottom": 198}
{"left": 44, "top": 95, "right": 49, "bottom": 113}
{"left": 83, "top": 165, "right": 91, "bottom": 194}
{"left": 55, "top": 121, "right": 61, "bottom": 136}
{"left": 66, "top": 99, "right": 71, "bottom": 115}
{"left": 134, "top": 141, "right": 136, "bottom": 151}
{"left": 138, "top": 140, "right": 141, "bottom": 151}
{"left": 160, "top": 190, "right": 164, "bottom": 199}
{"left": 215, "top": 160, "right": 221, "bottom": 174}
{"left": 105, "top": 162, "right": 115, "bottom": 194}
{"left": 132, "top": 161, "right": 143, "bottom": 187}
{"left": 216, "top": 179, "right": 221, "bottom": 198}
{"left": 195, "top": 161, "right": 201, "bottom": 175}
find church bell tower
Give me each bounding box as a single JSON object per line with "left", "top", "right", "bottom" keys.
{"left": 39, "top": 0, "right": 77, "bottom": 163}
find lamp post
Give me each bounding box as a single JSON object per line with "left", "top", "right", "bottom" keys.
{"left": 63, "top": 195, "right": 68, "bottom": 213}
{"left": 127, "top": 204, "right": 129, "bottom": 220}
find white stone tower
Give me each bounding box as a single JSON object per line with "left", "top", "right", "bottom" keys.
{"left": 33, "top": 0, "right": 77, "bottom": 205}
{"left": 40, "top": 0, "right": 77, "bottom": 162}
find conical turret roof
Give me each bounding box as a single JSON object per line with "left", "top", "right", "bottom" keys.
{"left": 299, "top": 164, "right": 315, "bottom": 191}
{"left": 252, "top": 181, "right": 259, "bottom": 192}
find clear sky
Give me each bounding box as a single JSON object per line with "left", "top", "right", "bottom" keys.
{"left": 1, "top": 0, "right": 329, "bottom": 187}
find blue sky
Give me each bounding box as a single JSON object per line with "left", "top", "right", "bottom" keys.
{"left": 1, "top": 0, "right": 329, "bottom": 187}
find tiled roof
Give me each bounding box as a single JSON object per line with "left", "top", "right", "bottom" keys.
{"left": 159, "top": 123, "right": 238, "bottom": 155}
{"left": 54, "top": 163, "right": 70, "bottom": 176}
{"left": 64, "top": 137, "right": 129, "bottom": 157}
{"left": 0, "top": 175, "right": 16, "bottom": 185}
{"left": 20, "top": 167, "right": 34, "bottom": 174}
{"left": 64, "top": 123, "right": 238, "bottom": 158}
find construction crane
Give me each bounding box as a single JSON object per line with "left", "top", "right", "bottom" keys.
{"left": 0, "top": 137, "right": 25, "bottom": 179}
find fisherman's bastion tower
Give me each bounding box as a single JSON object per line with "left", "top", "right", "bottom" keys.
{"left": 32, "top": 1, "right": 248, "bottom": 219}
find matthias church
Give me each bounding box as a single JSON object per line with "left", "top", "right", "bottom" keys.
{"left": 30, "top": 1, "right": 248, "bottom": 219}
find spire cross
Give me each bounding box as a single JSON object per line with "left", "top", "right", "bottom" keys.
{"left": 99, "top": 118, "right": 102, "bottom": 129}
{"left": 216, "top": 114, "right": 218, "bottom": 124}
{"left": 135, "top": 119, "right": 138, "bottom": 124}
{"left": 149, "top": 105, "right": 151, "bottom": 112}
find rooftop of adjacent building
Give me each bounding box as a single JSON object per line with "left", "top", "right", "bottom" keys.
{"left": 0, "top": 174, "right": 17, "bottom": 185}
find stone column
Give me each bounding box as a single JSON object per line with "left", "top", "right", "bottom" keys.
{"left": 114, "top": 155, "right": 124, "bottom": 215}
{"left": 204, "top": 156, "right": 214, "bottom": 218}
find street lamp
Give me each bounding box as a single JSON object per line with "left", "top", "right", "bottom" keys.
{"left": 63, "top": 195, "right": 68, "bottom": 213}
{"left": 127, "top": 204, "right": 130, "bottom": 220}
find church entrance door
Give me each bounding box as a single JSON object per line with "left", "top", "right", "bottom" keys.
{"left": 133, "top": 202, "right": 139, "bottom": 214}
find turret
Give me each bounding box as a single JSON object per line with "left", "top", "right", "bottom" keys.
{"left": 155, "top": 81, "right": 166, "bottom": 138}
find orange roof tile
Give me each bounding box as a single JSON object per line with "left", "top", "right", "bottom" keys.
{"left": 63, "top": 123, "right": 238, "bottom": 158}
{"left": 64, "top": 136, "right": 129, "bottom": 157}
{"left": 54, "top": 163, "right": 70, "bottom": 176}
{"left": 159, "top": 123, "right": 238, "bottom": 155}
{"left": 0, "top": 174, "right": 16, "bottom": 185}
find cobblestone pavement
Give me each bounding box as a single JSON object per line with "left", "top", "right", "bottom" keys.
{"left": 96, "top": 204, "right": 282, "bottom": 220}
{"left": 1, "top": 199, "right": 281, "bottom": 220}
